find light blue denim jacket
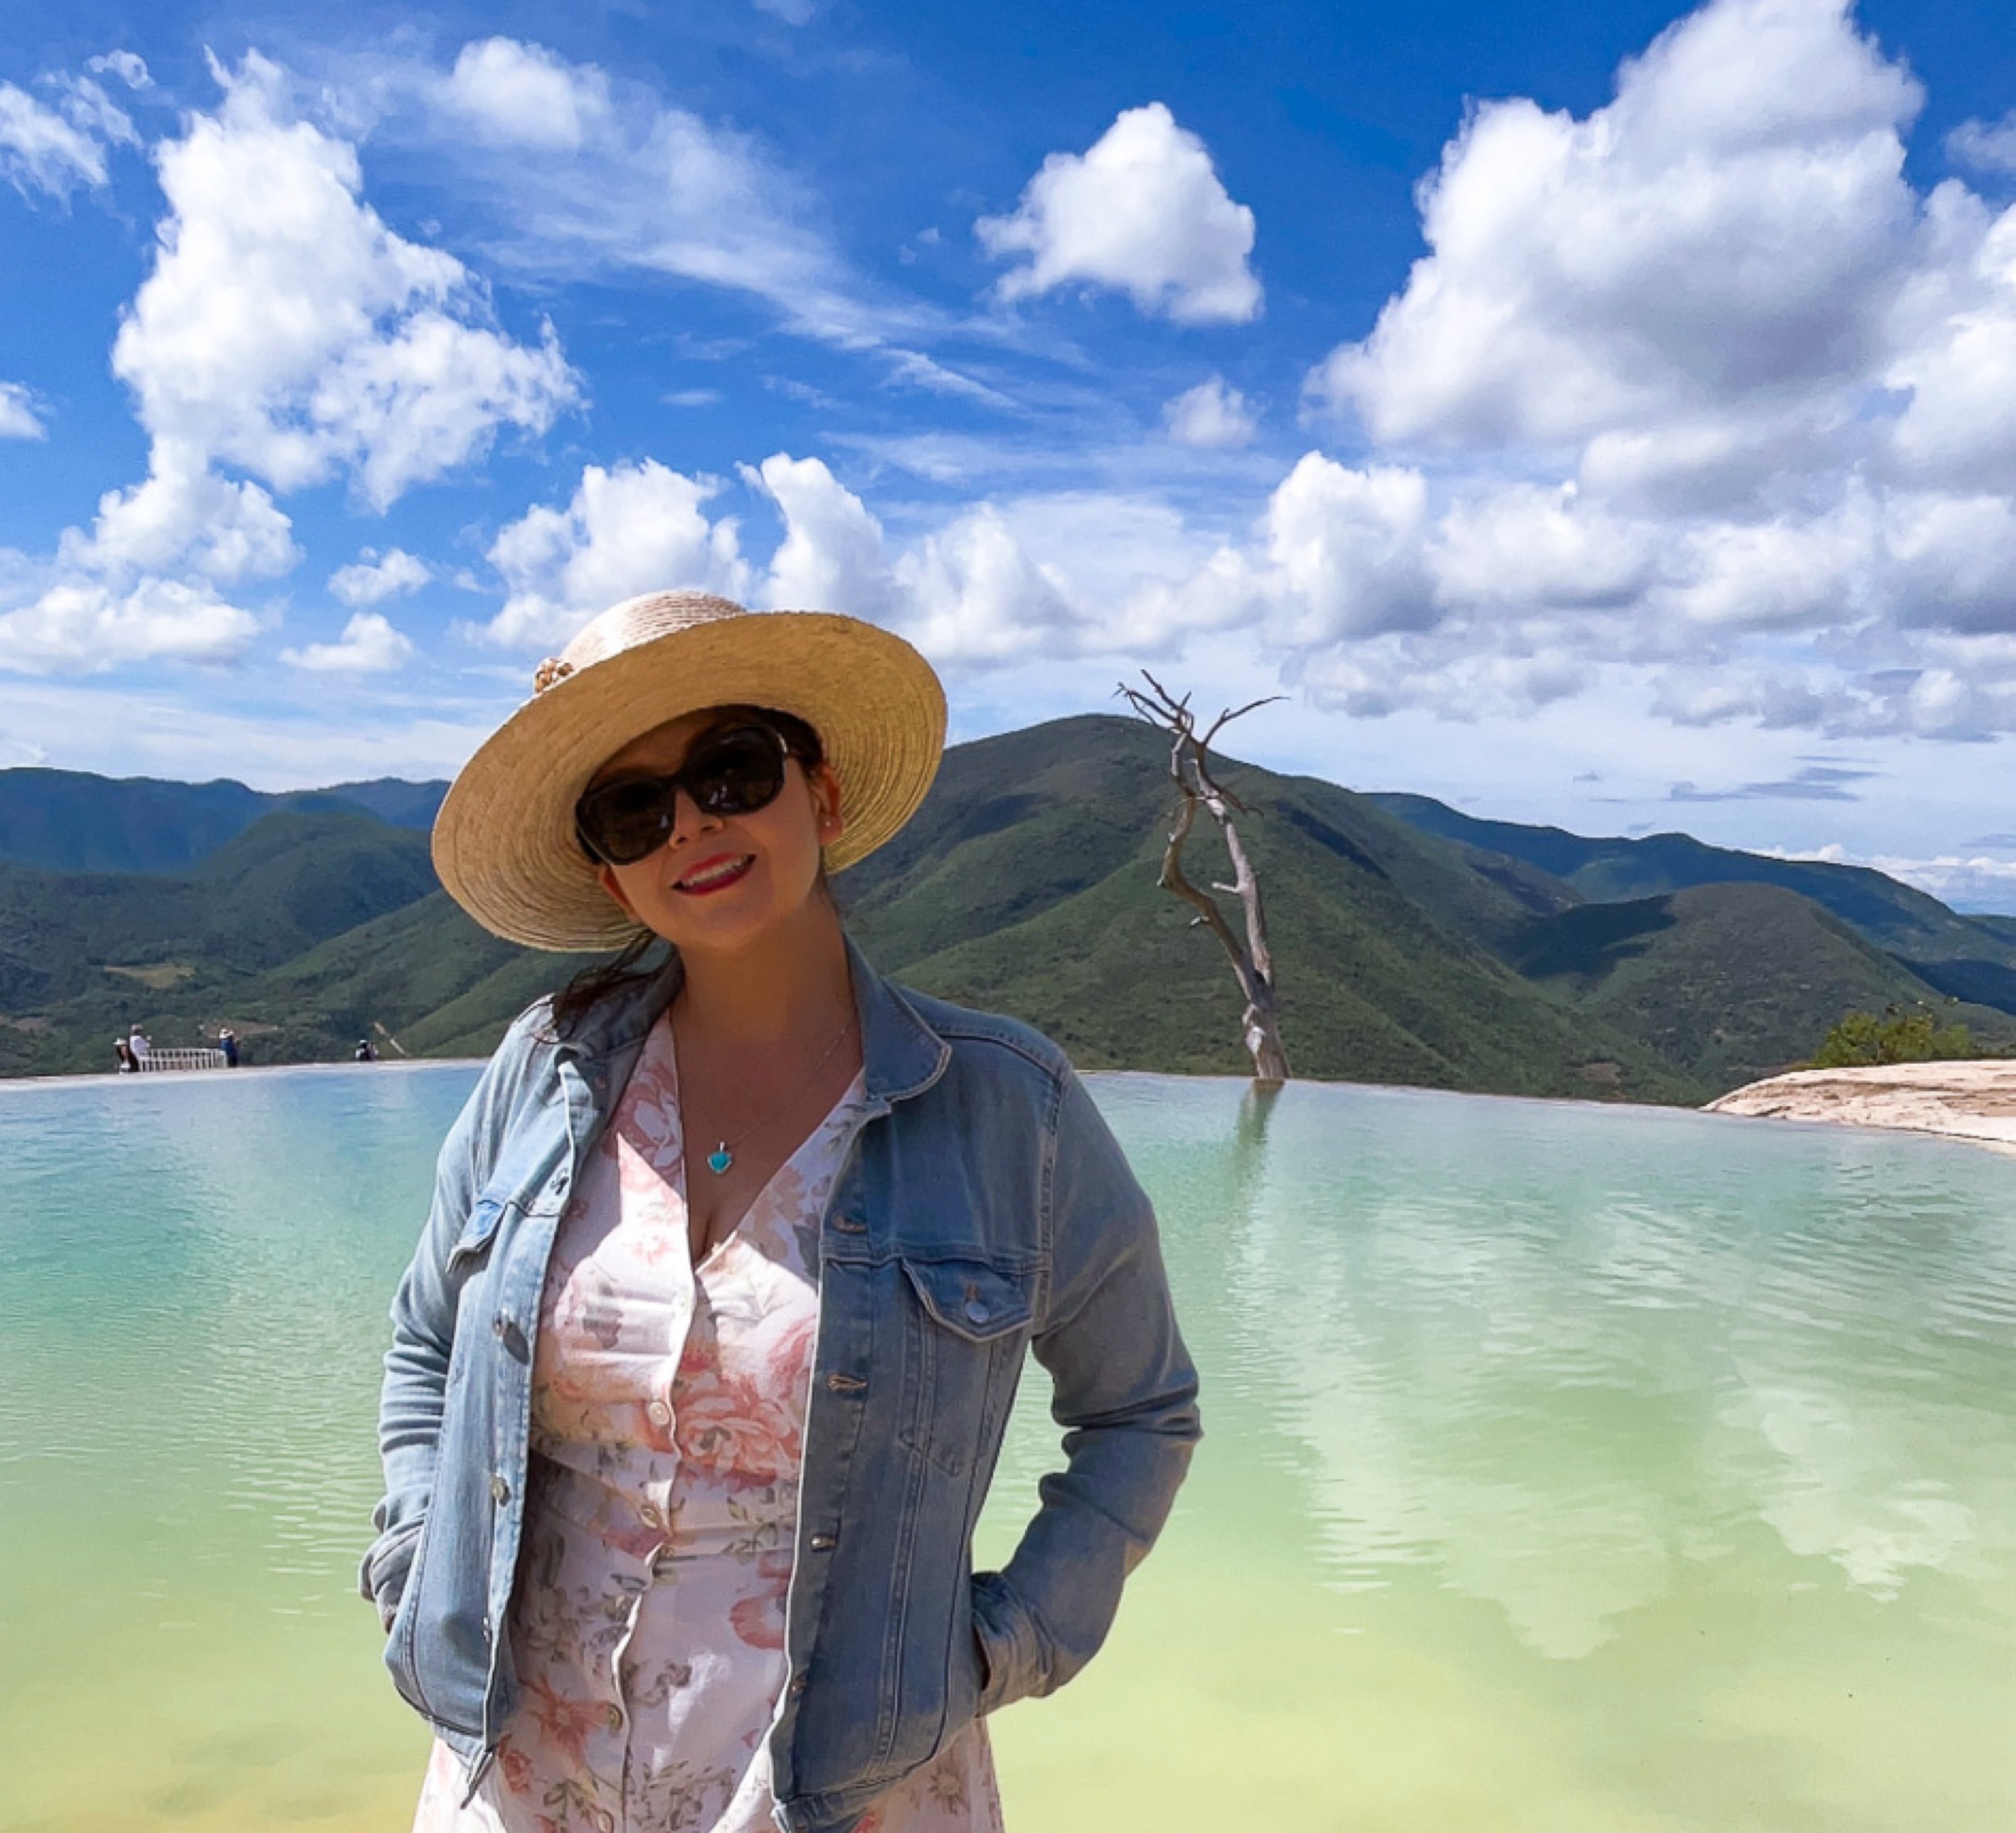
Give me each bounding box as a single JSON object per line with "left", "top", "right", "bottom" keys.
{"left": 361, "top": 939, "right": 1201, "bottom": 1833}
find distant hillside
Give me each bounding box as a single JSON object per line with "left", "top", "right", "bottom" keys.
{"left": 0, "top": 811, "right": 448, "bottom": 1075}
{"left": 1505, "top": 882, "right": 2016, "bottom": 1089}
{"left": 1371, "top": 792, "right": 2016, "bottom": 982}
{"left": 841, "top": 718, "right": 1690, "bottom": 1100}
{"left": 2, "top": 723, "right": 2007, "bottom": 1100}
{"left": 0, "top": 766, "right": 448, "bottom": 872}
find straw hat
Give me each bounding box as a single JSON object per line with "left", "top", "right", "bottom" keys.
{"left": 433, "top": 590, "right": 946, "bottom": 951}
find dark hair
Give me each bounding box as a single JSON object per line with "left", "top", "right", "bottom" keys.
{"left": 545, "top": 705, "right": 831, "bottom": 1038}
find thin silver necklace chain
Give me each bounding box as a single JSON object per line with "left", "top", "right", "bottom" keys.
{"left": 689, "top": 1008, "right": 858, "bottom": 1176}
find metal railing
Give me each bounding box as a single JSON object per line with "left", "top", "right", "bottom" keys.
{"left": 133, "top": 1049, "right": 228, "bottom": 1072}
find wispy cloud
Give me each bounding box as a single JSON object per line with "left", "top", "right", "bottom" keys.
{"left": 339, "top": 37, "right": 943, "bottom": 352}
{"left": 0, "top": 67, "right": 139, "bottom": 200}
{"left": 0, "top": 382, "right": 45, "bottom": 440}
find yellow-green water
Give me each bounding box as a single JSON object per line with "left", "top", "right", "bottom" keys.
{"left": 2, "top": 1066, "right": 2012, "bottom": 1830}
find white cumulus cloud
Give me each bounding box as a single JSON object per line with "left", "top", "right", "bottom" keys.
{"left": 1258, "top": 456, "right": 1436, "bottom": 645}
{"left": 280, "top": 610, "right": 416, "bottom": 673}
{"left": 65, "top": 445, "right": 299, "bottom": 585}
{"left": 1948, "top": 110, "right": 2016, "bottom": 177}
{"left": 0, "top": 50, "right": 580, "bottom": 676}
{"left": 483, "top": 460, "right": 752, "bottom": 649}
{"left": 1163, "top": 377, "right": 1257, "bottom": 448}
{"left": 112, "top": 53, "right": 577, "bottom": 513}
{"left": 748, "top": 454, "right": 896, "bottom": 617}
{"left": 1311, "top": 0, "right": 1919, "bottom": 456}
{"left": 978, "top": 102, "right": 1261, "bottom": 324}
{"left": 0, "top": 577, "right": 259, "bottom": 674}
{"left": 330, "top": 548, "right": 431, "bottom": 607}
{"left": 440, "top": 38, "right": 607, "bottom": 151}
{"left": 895, "top": 507, "right": 1083, "bottom": 664}
{"left": 1203, "top": 0, "right": 2016, "bottom": 737}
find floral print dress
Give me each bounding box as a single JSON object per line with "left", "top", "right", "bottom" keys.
{"left": 413, "top": 1012, "right": 1003, "bottom": 1833}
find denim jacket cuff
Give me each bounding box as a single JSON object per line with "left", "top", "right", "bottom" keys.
{"left": 360, "top": 1516, "right": 424, "bottom": 1628}
{"left": 971, "top": 1569, "right": 1041, "bottom": 1714}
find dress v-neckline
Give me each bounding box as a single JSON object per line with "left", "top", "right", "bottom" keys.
{"left": 661, "top": 1022, "right": 863, "bottom": 1274}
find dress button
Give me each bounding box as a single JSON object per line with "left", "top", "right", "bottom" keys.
{"left": 490, "top": 1474, "right": 510, "bottom": 1504}
{"left": 647, "top": 1399, "right": 673, "bottom": 1427}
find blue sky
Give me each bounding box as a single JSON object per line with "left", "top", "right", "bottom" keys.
{"left": 6, "top": 0, "right": 2016, "bottom": 907}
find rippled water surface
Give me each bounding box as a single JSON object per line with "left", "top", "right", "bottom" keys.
{"left": 2, "top": 1066, "right": 2012, "bottom": 1831}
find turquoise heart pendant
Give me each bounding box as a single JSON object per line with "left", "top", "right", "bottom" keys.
{"left": 707, "top": 1146, "right": 733, "bottom": 1175}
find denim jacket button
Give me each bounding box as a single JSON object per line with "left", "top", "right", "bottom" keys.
{"left": 490, "top": 1474, "right": 510, "bottom": 1505}
{"left": 964, "top": 1299, "right": 990, "bottom": 1324}
{"left": 788, "top": 1672, "right": 808, "bottom": 1697}
{"left": 808, "top": 1532, "right": 836, "bottom": 1551}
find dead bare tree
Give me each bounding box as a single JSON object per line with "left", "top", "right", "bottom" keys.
{"left": 1118, "top": 671, "right": 1290, "bottom": 1086}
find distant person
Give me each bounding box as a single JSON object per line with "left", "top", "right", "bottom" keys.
{"left": 218, "top": 1028, "right": 239, "bottom": 1068}
{"left": 128, "top": 1027, "right": 151, "bottom": 1066}
{"left": 364, "top": 589, "right": 1198, "bottom": 1832}
{"left": 114, "top": 1037, "right": 135, "bottom": 1074}
{"left": 354, "top": 1038, "right": 378, "bottom": 1062}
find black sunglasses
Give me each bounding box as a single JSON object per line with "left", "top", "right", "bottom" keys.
{"left": 575, "top": 723, "right": 793, "bottom": 867}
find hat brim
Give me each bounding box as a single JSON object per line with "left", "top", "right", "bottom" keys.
{"left": 433, "top": 612, "right": 945, "bottom": 951}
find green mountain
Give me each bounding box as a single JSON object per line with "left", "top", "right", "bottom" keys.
{"left": 1, "top": 720, "right": 2005, "bottom": 1099}
{"left": 0, "top": 767, "right": 445, "bottom": 873}
{"left": 0, "top": 811, "right": 447, "bottom": 1074}
{"left": 1369, "top": 791, "right": 2011, "bottom": 968}
{"left": 841, "top": 718, "right": 1687, "bottom": 1098}
{"left": 1504, "top": 882, "right": 2016, "bottom": 1089}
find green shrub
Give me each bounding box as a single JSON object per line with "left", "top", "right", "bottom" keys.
{"left": 1811, "top": 1003, "right": 1977, "bottom": 1068}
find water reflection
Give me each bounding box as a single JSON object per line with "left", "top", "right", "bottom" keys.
{"left": 1078, "top": 1079, "right": 2016, "bottom": 1662}
{"left": 4, "top": 1067, "right": 2014, "bottom": 1832}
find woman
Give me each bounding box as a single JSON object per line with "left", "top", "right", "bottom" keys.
{"left": 362, "top": 590, "right": 1200, "bottom": 1833}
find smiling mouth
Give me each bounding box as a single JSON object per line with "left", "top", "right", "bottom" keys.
{"left": 674, "top": 854, "right": 755, "bottom": 894}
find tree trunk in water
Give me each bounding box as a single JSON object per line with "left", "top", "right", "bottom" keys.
{"left": 1121, "top": 674, "right": 1291, "bottom": 1086}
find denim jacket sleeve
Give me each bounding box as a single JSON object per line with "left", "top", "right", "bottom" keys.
{"left": 356, "top": 1027, "right": 525, "bottom": 1624}
{"left": 971, "top": 1065, "right": 1201, "bottom": 1711}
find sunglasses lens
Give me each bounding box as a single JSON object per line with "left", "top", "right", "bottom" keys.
{"left": 684, "top": 727, "right": 787, "bottom": 816}
{"left": 575, "top": 726, "right": 790, "bottom": 865}
{"left": 578, "top": 778, "right": 678, "bottom": 865}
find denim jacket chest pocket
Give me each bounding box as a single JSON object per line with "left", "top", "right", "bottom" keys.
{"left": 894, "top": 1254, "right": 1036, "bottom": 1478}
{"left": 447, "top": 1195, "right": 506, "bottom": 1275}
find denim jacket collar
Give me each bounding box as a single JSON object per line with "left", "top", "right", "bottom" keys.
{"left": 548, "top": 934, "right": 951, "bottom": 1108}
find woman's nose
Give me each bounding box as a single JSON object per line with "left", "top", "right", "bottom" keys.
{"left": 667, "top": 786, "right": 723, "bottom": 846}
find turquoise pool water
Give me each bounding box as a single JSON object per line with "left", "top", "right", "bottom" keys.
{"left": 1, "top": 1066, "right": 2012, "bottom": 1831}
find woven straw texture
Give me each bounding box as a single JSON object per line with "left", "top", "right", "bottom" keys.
{"left": 432, "top": 592, "right": 945, "bottom": 951}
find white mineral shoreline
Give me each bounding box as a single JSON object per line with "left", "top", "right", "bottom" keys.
{"left": 1706, "top": 1061, "right": 2016, "bottom": 1156}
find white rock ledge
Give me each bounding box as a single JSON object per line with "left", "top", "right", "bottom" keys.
{"left": 1706, "top": 1061, "right": 2016, "bottom": 1155}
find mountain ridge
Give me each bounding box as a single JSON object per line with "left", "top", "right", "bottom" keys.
{"left": 2, "top": 722, "right": 2007, "bottom": 1094}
